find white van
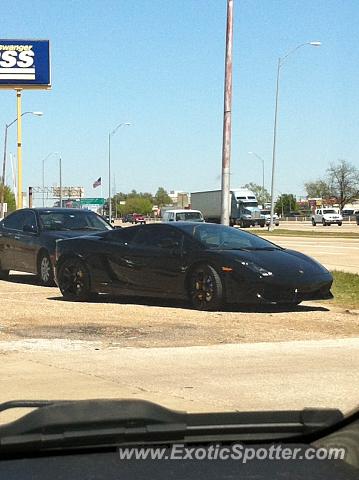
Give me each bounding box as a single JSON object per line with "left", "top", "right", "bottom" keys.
{"left": 162, "top": 209, "right": 204, "bottom": 222}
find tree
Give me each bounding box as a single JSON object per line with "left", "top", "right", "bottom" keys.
{"left": 304, "top": 180, "right": 332, "bottom": 200}
{"left": 112, "top": 191, "right": 155, "bottom": 217}
{"left": 243, "top": 182, "right": 270, "bottom": 206}
{"left": 124, "top": 197, "right": 153, "bottom": 215}
{"left": 327, "top": 160, "right": 359, "bottom": 209}
{"left": 274, "top": 194, "right": 299, "bottom": 216}
{"left": 154, "top": 187, "right": 171, "bottom": 207}
{"left": 1, "top": 185, "right": 16, "bottom": 214}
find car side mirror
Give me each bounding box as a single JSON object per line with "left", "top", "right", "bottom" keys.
{"left": 23, "top": 224, "right": 38, "bottom": 234}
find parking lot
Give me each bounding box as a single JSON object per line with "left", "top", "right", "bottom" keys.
{"left": 258, "top": 235, "right": 359, "bottom": 274}
{"left": 0, "top": 222, "right": 358, "bottom": 417}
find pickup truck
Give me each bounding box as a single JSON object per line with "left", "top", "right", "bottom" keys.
{"left": 260, "top": 209, "right": 279, "bottom": 227}
{"left": 311, "top": 208, "right": 343, "bottom": 226}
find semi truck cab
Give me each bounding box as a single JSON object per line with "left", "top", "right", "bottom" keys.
{"left": 231, "top": 189, "right": 266, "bottom": 228}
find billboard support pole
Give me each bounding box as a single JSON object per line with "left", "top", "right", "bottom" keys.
{"left": 0, "top": 124, "right": 8, "bottom": 218}
{"left": 16, "top": 89, "right": 23, "bottom": 209}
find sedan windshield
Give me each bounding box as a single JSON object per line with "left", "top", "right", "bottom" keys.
{"left": 190, "top": 224, "right": 281, "bottom": 250}
{"left": 39, "top": 211, "right": 112, "bottom": 231}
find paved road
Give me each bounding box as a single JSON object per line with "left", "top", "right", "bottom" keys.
{"left": 0, "top": 338, "right": 358, "bottom": 420}
{"left": 259, "top": 236, "right": 359, "bottom": 274}
{"left": 266, "top": 221, "right": 359, "bottom": 233}
{"left": 119, "top": 219, "right": 359, "bottom": 233}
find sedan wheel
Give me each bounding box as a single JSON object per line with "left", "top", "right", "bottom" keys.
{"left": 188, "top": 264, "right": 223, "bottom": 311}
{"left": 57, "top": 258, "right": 92, "bottom": 301}
{"left": 312, "top": 219, "right": 316, "bottom": 226}
{"left": 38, "top": 252, "right": 55, "bottom": 286}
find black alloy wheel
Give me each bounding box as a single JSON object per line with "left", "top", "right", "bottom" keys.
{"left": 188, "top": 264, "right": 223, "bottom": 311}
{"left": 57, "top": 258, "right": 93, "bottom": 301}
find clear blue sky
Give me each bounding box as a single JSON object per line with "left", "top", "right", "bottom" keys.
{"left": 1, "top": 0, "right": 358, "bottom": 203}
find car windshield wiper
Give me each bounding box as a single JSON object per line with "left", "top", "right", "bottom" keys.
{"left": 43, "top": 227, "right": 72, "bottom": 231}
{"left": 213, "top": 247, "right": 279, "bottom": 251}
{"left": 240, "top": 247, "right": 280, "bottom": 251}
{"left": 69, "top": 226, "right": 102, "bottom": 231}
{"left": 0, "top": 399, "right": 343, "bottom": 455}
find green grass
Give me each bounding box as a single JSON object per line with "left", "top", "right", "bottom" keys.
{"left": 328, "top": 271, "right": 359, "bottom": 309}
{"left": 257, "top": 228, "right": 359, "bottom": 239}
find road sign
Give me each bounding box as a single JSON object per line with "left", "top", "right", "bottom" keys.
{"left": 0, "top": 39, "right": 50, "bottom": 89}
{"left": 79, "top": 198, "right": 105, "bottom": 205}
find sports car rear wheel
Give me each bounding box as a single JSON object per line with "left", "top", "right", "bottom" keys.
{"left": 57, "top": 258, "right": 93, "bottom": 302}
{"left": 188, "top": 264, "right": 223, "bottom": 311}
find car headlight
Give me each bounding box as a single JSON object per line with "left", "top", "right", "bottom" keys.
{"left": 243, "top": 214, "right": 252, "bottom": 219}
{"left": 238, "top": 260, "right": 273, "bottom": 277}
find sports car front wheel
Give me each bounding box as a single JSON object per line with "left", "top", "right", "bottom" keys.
{"left": 188, "top": 264, "right": 223, "bottom": 311}
{"left": 57, "top": 258, "right": 93, "bottom": 302}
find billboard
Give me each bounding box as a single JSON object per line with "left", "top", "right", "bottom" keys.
{"left": 0, "top": 39, "right": 50, "bottom": 89}
{"left": 52, "top": 187, "right": 84, "bottom": 198}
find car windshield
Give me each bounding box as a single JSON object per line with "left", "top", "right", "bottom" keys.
{"left": 191, "top": 224, "right": 280, "bottom": 250}
{"left": 39, "top": 211, "right": 112, "bottom": 231}
{"left": 175, "top": 212, "right": 203, "bottom": 221}
{"left": 323, "top": 209, "right": 336, "bottom": 214}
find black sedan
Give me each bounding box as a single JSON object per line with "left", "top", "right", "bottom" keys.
{"left": 0, "top": 208, "right": 113, "bottom": 286}
{"left": 55, "top": 222, "right": 333, "bottom": 310}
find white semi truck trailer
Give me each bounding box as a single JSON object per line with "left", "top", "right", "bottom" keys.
{"left": 191, "top": 188, "right": 265, "bottom": 227}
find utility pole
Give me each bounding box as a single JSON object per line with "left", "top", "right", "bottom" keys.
{"left": 220, "top": 0, "right": 234, "bottom": 225}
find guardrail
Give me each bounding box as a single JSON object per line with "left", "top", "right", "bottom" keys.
{"left": 279, "top": 216, "right": 358, "bottom": 222}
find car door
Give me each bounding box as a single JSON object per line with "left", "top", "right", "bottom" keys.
{"left": 12, "top": 210, "right": 40, "bottom": 273}
{"left": 126, "top": 224, "right": 186, "bottom": 295}
{"left": 105, "top": 225, "right": 186, "bottom": 296}
{"left": 99, "top": 226, "right": 143, "bottom": 292}
{"left": 0, "top": 210, "right": 27, "bottom": 271}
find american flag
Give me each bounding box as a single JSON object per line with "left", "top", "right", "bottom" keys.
{"left": 93, "top": 177, "right": 101, "bottom": 188}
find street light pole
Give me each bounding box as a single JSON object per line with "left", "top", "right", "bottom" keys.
{"left": 0, "top": 111, "right": 43, "bottom": 217}
{"left": 268, "top": 41, "right": 321, "bottom": 231}
{"left": 108, "top": 122, "right": 131, "bottom": 222}
{"left": 42, "top": 151, "right": 59, "bottom": 207}
{"left": 248, "top": 151, "right": 265, "bottom": 205}
{"left": 59, "top": 156, "right": 62, "bottom": 207}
